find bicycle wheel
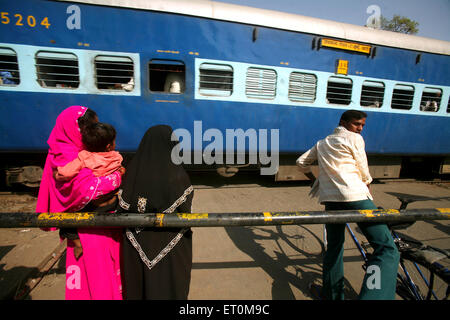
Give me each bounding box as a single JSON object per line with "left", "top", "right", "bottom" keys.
{"left": 397, "top": 248, "right": 449, "bottom": 300}
{"left": 276, "top": 224, "right": 325, "bottom": 257}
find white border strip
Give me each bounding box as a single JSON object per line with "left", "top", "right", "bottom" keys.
{"left": 0, "top": 42, "right": 141, "bottom": 96}
{"left": 194, "top": 58, "right": 450, "bottom": 117}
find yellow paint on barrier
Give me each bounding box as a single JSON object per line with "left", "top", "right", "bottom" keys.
{"left": 37, "top": 212, "right": 93, "bottom": 221}
{"left": 436, "top": 208, "right": 450, "bottom": 218}
{"left": 379, "top": 209, "right": 400, "bottom": 215}
{"left": 178, "top": 213, "right": 209, "bottom": 220}
{"left": 263, "top": 212, "right": 272, "bottom": 222}
{"left": 359, "top": 209, "right": 400, "bottom": 218}
{"left": 294, "top": 211, "right": 310, "bottom": 216}
{"left": 156, "top": 213, "right": 165, "bottom": 227}
{"left": 359, "top": 210, "right": 376, "bottom": 218}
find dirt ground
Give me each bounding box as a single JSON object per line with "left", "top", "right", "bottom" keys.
{"left": 0, "top": 177, "right": 449, "bottom": 300}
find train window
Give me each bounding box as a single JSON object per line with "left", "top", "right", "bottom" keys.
{"left": 447, "top": 97, "right": 450, "bottom": 113}
{"left": 419, "top": 87, "right": 442, "bottom": 112}
{"left": 391, "top": 84, "right": 414, "bottom": 110}
{"left": 95, "top": 55, "right": 134, "bottom": 91}
{"left": 35, "top": 51, "right": 79, "bottom": 88}
{"left": 199, "top": 63, "right": 233, "bottom": 96}
{"left": 245, "top": 67, "right": 277, "bottom": 100}
{"left": 288, "top": 72, "right": 317, "bottom": 103}
{"left": 326, "top": 76, "right": 352, "bottom": 105}
{"left": 149, "top": 59, "right": 185, "bottom": 94}
{"left": 360, "top": 81, "right": 384, "bottom": 108}
{"left": 0, "top": 48, "right": 20, "bottom": 86}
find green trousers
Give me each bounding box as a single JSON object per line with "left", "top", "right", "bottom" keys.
{"left": 323, "top": 200, "right": 400, "bottom": 300}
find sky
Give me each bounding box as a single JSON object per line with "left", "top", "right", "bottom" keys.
{"left": 216, "top": 0, "right": 450, "bottom": 42}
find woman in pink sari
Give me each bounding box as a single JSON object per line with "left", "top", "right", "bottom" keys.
{"left": 36, "top": 106, "right": 122, "bottom": 300}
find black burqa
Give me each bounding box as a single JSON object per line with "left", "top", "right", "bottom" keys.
{"left": 117, "top": 125, "right": 194, "bottom": 300}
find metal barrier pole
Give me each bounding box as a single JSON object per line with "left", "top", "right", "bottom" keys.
{"left": 0, "top": 208, "right": 449, "bottom": 228}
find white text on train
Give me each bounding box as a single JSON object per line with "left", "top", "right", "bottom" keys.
{"left": 171, "top": 121, "right": 279, "bottom": 175}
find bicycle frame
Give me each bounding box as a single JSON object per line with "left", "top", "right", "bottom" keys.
{"left": 391, "top": 229, "right": 441, "bottom": 300}
{"left": 345, "top": 223, "right": 437, "bottom": 300}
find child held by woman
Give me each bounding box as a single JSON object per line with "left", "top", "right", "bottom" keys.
{"left": 55, "top": 122, "right": 125, "bottom": 259}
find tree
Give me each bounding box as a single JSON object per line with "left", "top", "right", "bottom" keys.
{"left": 379, "top": 15, "right": 419, "bottom": 35}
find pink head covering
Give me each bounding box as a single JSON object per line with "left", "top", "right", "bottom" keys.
{"left": 36, "top": 106, "right": 99, "bottom": 213}
{"left": 47, "top": 105, "right": 87, "bottom": 167}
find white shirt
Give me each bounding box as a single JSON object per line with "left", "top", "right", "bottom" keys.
{"left": 296, "top": 126, "right": 373, "bottom": 203}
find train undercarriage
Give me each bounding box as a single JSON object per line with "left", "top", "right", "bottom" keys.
{"left": 1, "top": 152, "right": 448, "bottom": 190}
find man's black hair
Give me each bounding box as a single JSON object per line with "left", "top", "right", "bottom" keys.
{"left": 82, "top": 122, "right": 116, "bottom": 152}
{"left": 339, "top": 110, "right": 367, "bottom": 124}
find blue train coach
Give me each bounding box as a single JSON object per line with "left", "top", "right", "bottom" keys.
{"left": 0, "top": 0, "right": 449, "bottom": 185}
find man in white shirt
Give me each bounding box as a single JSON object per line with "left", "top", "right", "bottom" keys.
{"left": 296, "top": 110, "right": 399, "bottom": 300}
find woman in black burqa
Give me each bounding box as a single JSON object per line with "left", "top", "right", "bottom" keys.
{"left": 117, "top": 125, "right": 194, "bottom": 299}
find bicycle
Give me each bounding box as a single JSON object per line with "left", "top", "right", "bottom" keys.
{"left": 345, "top": 192, "right": 450, "bottom": 300}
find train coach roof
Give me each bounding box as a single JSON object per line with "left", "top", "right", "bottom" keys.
{"left": 56, "top": 0, "right": 450, "bottom": 55}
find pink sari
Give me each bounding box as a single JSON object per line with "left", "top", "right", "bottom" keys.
{"left": 36, "top": 106, "right": 122, "bottom": 300}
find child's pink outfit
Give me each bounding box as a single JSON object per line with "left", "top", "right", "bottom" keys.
{"left": 56, "top": 150, "right": 123, "bottom": 181}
